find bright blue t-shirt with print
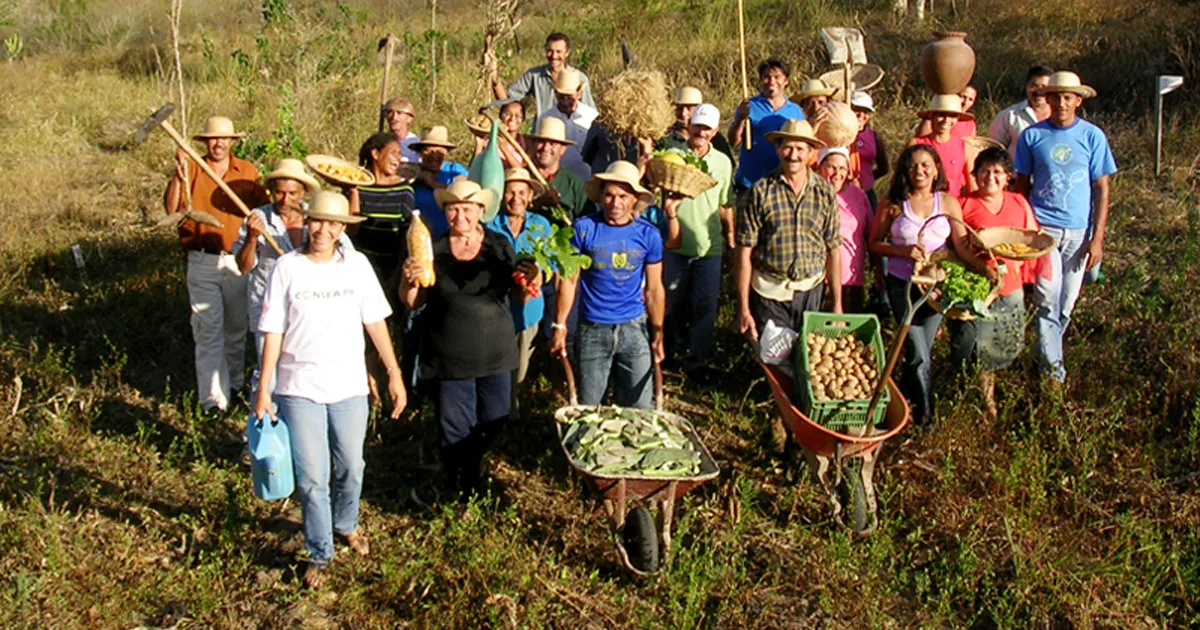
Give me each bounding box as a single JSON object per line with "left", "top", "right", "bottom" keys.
{"left": 412, "top": 161, "right": 471, "bottom": 237}
{"left": 486, "top": 212, "right": 552, "bottom": 331}
{"left": 734, "top": 95, "right": 805, "bottom": 189}
{"left": 571, "top": 213, "right": 664, "bottom": 325}
{"left": 1014, "top": 118, "right": 1117, "bottom": 230}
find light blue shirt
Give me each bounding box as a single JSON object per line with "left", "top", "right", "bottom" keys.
{"left": 1014, "top": 118, "right": 1117, "bottom": 230}
{"left": 570, "top": 213, "right": 663, "bottom": 325}
{"left": 486, "top": 211, "right": 552, "bottom": 331}
{"left": 734, "top": 95, "right": 805, "bottom": 189}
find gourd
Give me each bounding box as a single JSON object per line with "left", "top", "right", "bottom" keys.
{"left": 407, "top": 210, "right": 436, "bottom": 287}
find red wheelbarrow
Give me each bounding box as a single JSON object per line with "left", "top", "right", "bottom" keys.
{"left": 760, "top": 361, "right": 910, "bottom": 534}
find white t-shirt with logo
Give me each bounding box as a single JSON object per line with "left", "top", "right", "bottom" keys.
{"left": 258, "top": 249, "right": 392, "bottom": 404}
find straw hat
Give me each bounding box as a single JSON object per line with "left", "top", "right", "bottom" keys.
{"left": 410, "top": 125, "right": 457, "bottom": 151}
{"left": 584, "top": 160, "right": 653, "bottom": 205}
{"left": 1036, "top": 71, "right": 1097, "bottom": 99}
{"left": 917, "top": 94, "right": 975, "bottom": 121}
{"left": 524, "top": 117, "right": 576, "bottom": 145}
{"left": 553, "top": 68, "right": 586, "bottom": 95}
{"left": 816, "top": 146, "right": 851, "bottom": 165}
{"left": 261, "top": 158, "right": 321, "bottom": 192}
{"left": 503, "top": 168, "right": 546, "bottom": 195}
{"left": 765, "top": 119, "right": 826, "bottom": 148}
{"left": 305, "top": 190, "right": 365, "bottom": 223}
{"left": 673, "top": 86, "right": 703, "bottom": 106}
{"left": 794, "top": 79, "right": 837, "bottom": 101}
{"left": 818, "top": 64, "right": 885, "bottom": 94}
{"left": 192, "top": 116, "right": 246, "bottom": 140}
{"left": 434, "top": 179, "right": 494, "bottom": 210}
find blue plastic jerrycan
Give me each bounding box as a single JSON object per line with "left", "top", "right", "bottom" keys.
{"left": 247, "top": 413, "right": 295, "bottom": 501}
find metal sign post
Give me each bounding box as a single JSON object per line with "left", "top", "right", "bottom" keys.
{"left": 1156, "top": 75, "right": 1184, "bottom": 176}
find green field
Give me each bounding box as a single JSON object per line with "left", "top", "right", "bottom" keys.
{"left": 1, "top": 0, "right": 1198, "bottom": 627}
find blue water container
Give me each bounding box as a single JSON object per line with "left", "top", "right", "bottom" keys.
{"left": 247, "top": 413, "right": 295, "bottom": 501}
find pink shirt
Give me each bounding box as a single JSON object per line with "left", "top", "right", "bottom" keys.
{"left": 854, "top": 128, "right": 878, "bottom": 192}
{"left": 888, "top": 192, "right": 950, "bottom": 280}
{"left": 951, "top": 119, "right": 977, "bottom": 139}
{"left": 912, "top": 135, "right": 969, "bottom": 197}
{"left": 836, "top": 184, "right": 873, "bottom": 287}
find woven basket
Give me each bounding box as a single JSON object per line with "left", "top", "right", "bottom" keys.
{"left": 909, "top": 214, "right": 1001, "bottom": 322}
{"left": 646, "top": 159, "right": 717, "bottom": 199}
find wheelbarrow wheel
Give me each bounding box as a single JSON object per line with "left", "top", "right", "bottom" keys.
{"left": 838, "top": 460, "right": 871, "bottom": 534}
{"left": 622, "top": 507, "right": 660, "bottom": 573}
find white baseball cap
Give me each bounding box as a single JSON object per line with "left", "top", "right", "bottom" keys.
{"left": 689, "top": 103, "right": 721, "bottom": 129}
{"left": 850, "top": 91, "right": 875, "bottom": 112}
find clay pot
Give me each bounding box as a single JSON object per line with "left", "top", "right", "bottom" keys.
{"left": 814, "top": 101, "right": 859, "bottom": 148}
{"left": 920, "top": 32, "right": 976, "bottom": 95}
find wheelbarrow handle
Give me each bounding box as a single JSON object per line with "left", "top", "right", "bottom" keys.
{"left": 557, "top": 353, "right": 665, "bottom": 410}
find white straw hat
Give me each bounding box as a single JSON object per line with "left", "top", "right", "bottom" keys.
{"left": 261, "top": 158, "right": 321, "bottom": 192}
{"left": 1036, "top": 71, "right": 1097, "bottom": 99}
{"left": 305, "top": 190, "right": 365, "bottom": 223}
{"left": 192, "top": 116, "right": 246, "bottom": 140}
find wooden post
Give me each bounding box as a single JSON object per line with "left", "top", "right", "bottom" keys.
{"left": 429, "top": 0, "right": 437, "bottom": 109}
{"left": 737, "top": 0, "right": 751, "bottom": 150}
{"left": 1155, "top": 79, "right": 1164, "bottom": 177}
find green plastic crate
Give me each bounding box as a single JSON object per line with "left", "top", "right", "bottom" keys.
{"left": 794, "top": 312, "right": 890, "bottom": 429}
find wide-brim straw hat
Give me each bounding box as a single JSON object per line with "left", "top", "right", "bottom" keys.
{"left": 524, "top": 117, "right": 576, "bottom": 145}
{"left": 1036, "top": 71, "right": 1097, "bottom": 99}
{"left": 553, "top": 68, "right": 586, "bottom": 95}
{"left": 410, "top": 125, "right": 457, "bottom": 151}
{"left": 673, "top": 86, "right": 703, "bottom": 106}
{"left": 794, "top": 79, "right": 838, "bottom": 101}
{"left": 504, "top": 168, "right": 546, "bottom": 196}
{"left": 918, "top": 94, "right": 975, "bottom": 121}
{"left": 818, "top": 64, "right": 886, "bottom": 94}
{"left": 765, "top": 119, "right": 826, "bottom": 148}
{"left": 434, "top": 179, "right": 494, "bottom": 211}
{"left": 305, "top": 190, "right": 365, "bottom": 223}
{"left": 261, "top": 158, "right": 321, "bottom": 192}
{"left": 584, "top": 160, "right": 653, "bottom": 205}
{"left": 192, "top": 116, "right": 246, "bottom": 140}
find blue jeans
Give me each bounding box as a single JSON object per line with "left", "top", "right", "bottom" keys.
{"left": 277, "top": 394, "right": 369, "bottom": 565}
{"left": 1034, "top": 226, "right": 1089, "bottom": 382}
{"left": 576, "top": 315, "right": 653, "bottom": 409}
{"left": 886, "top": 276, "right": 943, "bottom": 423}
{"left": 663, "top": 252, "right": 722, "bottom": 367}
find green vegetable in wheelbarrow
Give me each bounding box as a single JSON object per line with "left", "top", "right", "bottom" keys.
{"left": 559, "top": 407, "right": 702, "bottom": 476}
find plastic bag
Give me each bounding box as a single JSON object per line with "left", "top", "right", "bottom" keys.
{"left": 759, "top": 319, "right": 798, "bottom": 376}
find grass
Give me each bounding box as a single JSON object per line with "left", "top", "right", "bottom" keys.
{"left": 1, "top": 0, "right": 1199, "bottom": 627}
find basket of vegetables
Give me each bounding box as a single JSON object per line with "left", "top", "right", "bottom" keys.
{"left": 795, "top": 312, "right": 890, "bottom": 429}
{"left": 646, "top": 147, "right": 717, "bottom": 199}
{"left": 909, "top": 215, "right": 1002, "bottom": 321}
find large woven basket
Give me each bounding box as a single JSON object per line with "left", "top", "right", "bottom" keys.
{"left": 646, "top": 159, "right": 717, "bottom": 199}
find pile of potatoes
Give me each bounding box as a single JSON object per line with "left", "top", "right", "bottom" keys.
{"left": 804, "top": 333, "right": 879, "bottom": 402}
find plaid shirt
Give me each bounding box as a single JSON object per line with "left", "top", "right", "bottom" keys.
{"left": 736, "top": 169, "right": 841, "bottom": 280}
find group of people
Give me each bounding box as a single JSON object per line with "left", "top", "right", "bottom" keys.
{"left": 161, "top": 30, "right": 1116, "bottom": 586}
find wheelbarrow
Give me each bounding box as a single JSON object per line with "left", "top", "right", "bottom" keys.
{"left": 760, "top": 362, "right": 910, "bottom": 534}
{"left": 554, "top": 356, "right": 720, "bottom": 576}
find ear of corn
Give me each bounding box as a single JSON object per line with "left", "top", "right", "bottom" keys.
{"left": 408, "top": 210, "right": 436, "bottom": 288}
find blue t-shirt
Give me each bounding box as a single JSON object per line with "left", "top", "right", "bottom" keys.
{"left": 412, "top": 161, "right": 471, "bottom": 237}
{"left": 1014, "top": 118, "right": 1117, "bottom": 230}
{"left": 571, "top": 213, "right": 664, "bottom": 325}
{"left": 734, "top": 95, "right": 805, "bottom": 189}
{"left": 486, "top": 212, "right": 552, "bottom": 331}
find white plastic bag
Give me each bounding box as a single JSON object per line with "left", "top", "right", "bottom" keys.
{"left": 759, "top": 319, "right": 798, "bottom": 376}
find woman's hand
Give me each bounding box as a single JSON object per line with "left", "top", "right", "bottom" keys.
{"left": 401, "top": 257, "right": 424, "bottom": 286}
{"left": 253, "top": 387, "right": 274, "bottom": 423}
{"left": 983, "top": 264, "right": 1001, "bottom": 286}
{"left": 902, "top": 244, "right": 927, "bottom": 262}
{"left": 387, "top": 370, "right": 407, "bottom": 420}
{"left": 516, "top": 260, "right": 542, "bottom": 287}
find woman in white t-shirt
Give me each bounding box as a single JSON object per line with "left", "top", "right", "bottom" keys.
{"left": 253, "top": 191, "right": 406, "bottom": 589}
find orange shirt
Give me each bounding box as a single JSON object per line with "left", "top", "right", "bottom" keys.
{"left": 959, "top": 191, "right": 1037, "bottom": 297}
{"left": 177, "top": 156, "right": 268, "bottom": 252}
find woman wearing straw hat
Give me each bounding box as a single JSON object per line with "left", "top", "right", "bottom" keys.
{"left": 164, "top": 115, "right": 270, "bottom": 414}
{"left": 401, "top": 180, "right": 541, "bottom": 495}
{"left": 910, "top": 94, "right": 978, "bottom": 197}
{"left": 916, "top": 82, "right": 978, "bottom": 139}
{"left": 253, "top": 190, "right": 406, "bottom": 589}
{"left": 815, "top": 146, "right": 876, "bottom": 314}
{"left": 486, "top": 169, "right": 550, "bottom": 418}
{"left": 470, "top": 100, "right": 529, "bottom": 170}
{"left": 411, "top": 126, "right": 469, "bottom": 237}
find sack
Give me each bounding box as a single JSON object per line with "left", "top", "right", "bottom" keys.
{"left": 247, "top": 413, "right": 295, "bottom": 501}
{"left": 759, "top": 319, "right": 798, "bottom": 376}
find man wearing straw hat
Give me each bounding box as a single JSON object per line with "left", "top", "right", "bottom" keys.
{"left": 525, "top": 116, "right": 589, "bottom": 222}
{"left": 382, "top": 96, "right": 421, "bottom": 163}
{"left": 729, "top": 59, "right": 806, "bottom": 195}
{"left": 163, "top": 115, "right": 269, "bottom": 414}
{"left": 410, "top": 125, "right": 469, "bottom": 237}
{"left": 535, "top": 68, "right": 597, "bottom": 182}
{"left": 662, "top": 87, "right": 735, "bottom": 163}
{"left": 234, "top": 158, "right": 332, "bottom": 395}
{"left": 1013, "top": 71, "right": 1117, "bottom": 384}
{"left": 549, "top": 161, "right": 679, "bottom": 409}
{"left": 792, "top": 78, "right": 838, "bottom": 122}
{"left": 489, "top": 32, "right": 596, "bottom": 119}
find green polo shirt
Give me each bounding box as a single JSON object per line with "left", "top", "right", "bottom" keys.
{"left": 673, "top": 147, "right": 733, "bottom": 258}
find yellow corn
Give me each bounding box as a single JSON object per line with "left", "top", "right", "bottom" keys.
{"left": 408, "top": 210, "right": 436, "bottom": 288}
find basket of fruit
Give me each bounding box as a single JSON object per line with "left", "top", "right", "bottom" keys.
{"left": 795, "top": 312, "right": 890, "bottom": 429}
{"left": 974, "top": 226, "right": 1054, "bottom": 261}
{"left": 646, "top": 148, "right": 717, "bottom": 199}
{"left": 304, "top": 154, "right": 375, "bottom": 187}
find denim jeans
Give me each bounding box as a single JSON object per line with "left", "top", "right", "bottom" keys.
{"left": 576, "top": 315, "right": 653, "bottom": 409}
{"left": 886, "top": 276, "right": 943, "bottom": 423}
{"left": 277, "top": 394, "right": 369, "bottom": 565}
{"left": 1034, "top": 226, "right": 1089, "bottom": 382}
{"left": 663, "top": 252, "right": 722, "bottom": 368}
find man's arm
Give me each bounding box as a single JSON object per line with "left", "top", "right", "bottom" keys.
{"left": 662, "top": 196, "right": 683, "bottom": 250}
{"left": 549, "top": 272, "right": 578, "bottom": 359}
{"left": 719, "top": 205, "right": 735, "bottom": 248}
{"left": 644, "top": 261, "right": 666, "bottom": 363}
{"left": 1085, "top": 175, "right": 1110, "bottom": 271}
{"left": 735, "top": 245, "right": 757, "bottom": 340}
{"left": 1014, "top": 174, "right": 1032, "bottom": 198}
{"left": 825, "top": 247, "right": 842, "bottom": 314}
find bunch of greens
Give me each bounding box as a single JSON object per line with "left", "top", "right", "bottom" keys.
{"left": 559, "top": 407, "right": 702, "bottom": 477}
{"left": 938, "top": 259, "right": 996, "bottom": 316}
{"left": 650, "top": 147, "right": 709, "bottom": 173}
{"left": 518, "top": 223, "right": 592, "bottom": 279}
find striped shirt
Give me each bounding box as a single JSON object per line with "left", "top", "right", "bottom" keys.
{"left": 736, "top": 169, "right": 840, "bottom": 281}
{"left": 350, "top": 183, "right": 415, "bottom": 273}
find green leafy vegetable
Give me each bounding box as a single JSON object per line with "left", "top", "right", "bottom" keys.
{"left": 558, "top": 406, "right": 703, "bottom": 477}
{"left": 519, "top": 223, "right": 593, "bottom": 279}
{"left": 938, "top": 259, "right": 992, "bottom": 309}
{"left": 650, "top": 147, "right": 709, "bottom": 174}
